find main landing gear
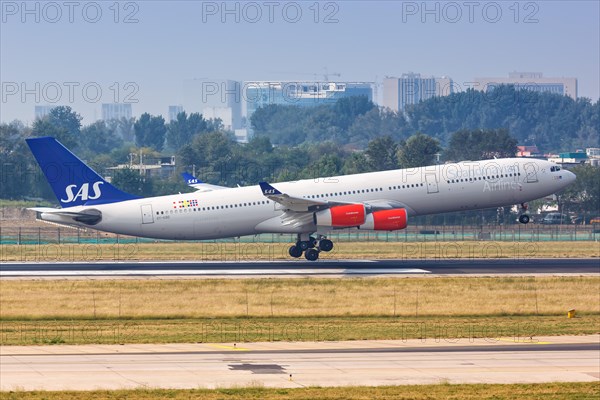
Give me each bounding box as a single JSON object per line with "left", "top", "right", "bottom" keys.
{"left": 288, "top": 234, "right": 334, "bottom": 261}
{"left": 518, "top": 202, "right": 530, "bottom": 224}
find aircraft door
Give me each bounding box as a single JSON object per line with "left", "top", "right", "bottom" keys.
{"left": 425, "top": 173, "right": 439, "bottom": 194}
{"left": 141, "top": 204, "right": 154, "bottom": 224}
{"left": 524, "top": 162, "right": 539, "bottom": 183}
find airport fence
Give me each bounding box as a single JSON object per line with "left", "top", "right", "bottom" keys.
{"left": 1, "top": 223, "right": 598, "bottom": 245}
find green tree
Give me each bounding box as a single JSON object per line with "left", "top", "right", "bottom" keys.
{"left": 333, "top": 95, "right": 375, "bottom": 130}
{"left": 365, "top": 136, "right": 398, "bottom": 171}
{"left": 107, "top": 117, "right": 135, "bottom": 143}
{"left": 444, "top": 128, "right": 517, "bottom": 161}
{"left": 32, "top": 106, "right": 82, "bottom": 149}
{"left": 398, "top": 132, "right": 441, "bottom": 168}
{"left": 342, "top": 152, "right": 372, "bottom": 174}
{"left": 80, "top": 121, "right": 124, "bottom": 156}
{"left": 134, "top": 113, "right": 167, "bottom": 151}
{"left": 111, "top": 167, "right": 153, "bottom": 197}
{"left": 560, "top": 164, "right": 600, "bottom": 216}
{"left": 1, "top": 121, "right": 54, "bottom": 200}
{"left": 246, "top": 135, "right": 273, "bottom": 155}
{"left": 166, "top": 112, "right": 208, "bottom": 150}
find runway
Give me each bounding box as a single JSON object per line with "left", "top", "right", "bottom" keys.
{"left": 1, "top": 258, "right": 598, "bottom": 278}
{"left": 1, "top": 336, "right": 598, "bottom": 390}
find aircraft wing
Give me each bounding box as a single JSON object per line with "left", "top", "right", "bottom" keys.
{"left": 258, "top": 182, "right": 417, "bottom": 215}
{"left": 259, "top": 182, "right": 378, "bottom": 212}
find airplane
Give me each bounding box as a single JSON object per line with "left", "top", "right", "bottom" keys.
{"left": 181, "top": 172, "right": 228, "bottom": 192}
{"left": 26, "top": 136, "right": 576, "bottom": 261}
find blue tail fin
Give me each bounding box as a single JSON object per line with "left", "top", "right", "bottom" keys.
{"left": 26, "top": 137, "right": 139, "bottom": 208}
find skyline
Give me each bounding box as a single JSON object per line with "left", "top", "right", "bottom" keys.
{"left": 1, "top": 1, "right": 599, "bottom": 124}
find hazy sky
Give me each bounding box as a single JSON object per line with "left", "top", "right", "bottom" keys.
{"left": 1, "top": 0, "right": 599, "bottom": 124}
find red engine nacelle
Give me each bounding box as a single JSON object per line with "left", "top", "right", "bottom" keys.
{"left": 359, "top": 209, "right": 408, "bottom": 231}
{"left": 315, "top": 204, "right": 366, "bottom": 227}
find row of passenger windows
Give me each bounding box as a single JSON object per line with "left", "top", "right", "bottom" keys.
{"left": 158, "top": 183, "right": 429, "bottom": 215}
{"left": 301, "top": 183, "right": 429, "bottom": 198}
{"left": 446, "top": 172, "right": 521, "bottom": 184}
{"left": 156, "top": 200, "right": 271, "bottom": 215}
{"left": 302, "top": 187, "right": 386, "bottom": 198}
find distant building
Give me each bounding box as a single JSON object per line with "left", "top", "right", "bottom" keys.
{"left": 473, "top": 72, "right": 577, "bottom": 99}
{"left": 234, "top": 128, "right": 250, "bottom": 143}
{"left": 183, "top": 79, "right": 242, "bottom": 130}
{"left": 202, "top": 107, "right": 237, "bottom": 131}
{"left": 382, "top": 73, "right": 453, "bottom": 112}
{"left": 585, "top": 148, "right": 600, "bottom": 166}
{"left": 516, "top": 145, "right": 541, "bottom": 158}
{"left": 547, "top": 151, "right": 588, "bottom": 167}
{"left": 34, "top": 105, "right": 58, "bottom": 120}
{"left": 586, "top": 148, "right": 600, "bottom": 158}
{"left": 168, "top": 105, "right": 184, "bottom": 122}
{"left": 244, "top": 81, "right": 373, "bottom": 125}
{"left": 101, "top": 103, "right": 132, "bottom": 121}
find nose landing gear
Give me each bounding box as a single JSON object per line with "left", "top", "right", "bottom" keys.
{"left": 518, "top": 203, "right": 530, "bottom": 224}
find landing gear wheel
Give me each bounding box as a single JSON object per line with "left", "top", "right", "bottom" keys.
{"left": 304, "top": 248, "right": 320, "bottom": 261}
{"left": 297, "top": 241, "right": 310, "bottom": 251}
{"left": 518, "top": 214, "right": 530, "bottom": 224}
{"left": 319, "top": 239, "right": 334, "bottom": 252}
{"left": 289, "top": 245, "right": 302, "bottom": 258}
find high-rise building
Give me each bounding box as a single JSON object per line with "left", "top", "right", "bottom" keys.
{"left": 473, "top": 72, "right": 577, "bottom": 99}
{"left": 34, "top": 105, "right": 58, "bottom": 120}
{"left": 168, "top": 105, "right": 184, "bottom": 122}
{"left": 101, "top": 103, "right": 132, "bottom": 121}
{"left": 382, "top": 73, "right": 453, "bottom": 112}
{"left": 244, "top": 81, "right": 373, "bottom": 124}
{"left": 183, "top": 79, "right": 242, "bottom": 130}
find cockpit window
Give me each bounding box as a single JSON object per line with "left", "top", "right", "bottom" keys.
{"left": 550, "top": 166, "right": 562, "bottom": 172}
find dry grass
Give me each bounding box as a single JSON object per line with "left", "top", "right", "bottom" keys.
{"left": 1, "top": 277, "right": 598, "bottom": 320}
{"left": 1, "top": 241, "right": 598, "bottom": 262}
{"left": 2, "top": 277, "right": 598, "bottom": 345}
{"left": 2, "top": 315, "right": 598, "bottom": 345}
{"left": 1, "top": 382, "right": 598, "bottom": 400}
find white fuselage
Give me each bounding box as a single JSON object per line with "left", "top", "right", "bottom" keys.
{"left": 44, "top": 158, "right": 575, "bottom": 240}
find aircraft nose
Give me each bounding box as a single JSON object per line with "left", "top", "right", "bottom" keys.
{"left": 564, "top": 170, "right": 576, "bottom": 184}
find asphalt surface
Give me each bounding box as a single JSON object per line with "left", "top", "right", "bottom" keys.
{"left": 2, "top": 337, "right": 598, "bottom": 390}
{"left": 1, "top": 258, "right": 598, "bottom": 277}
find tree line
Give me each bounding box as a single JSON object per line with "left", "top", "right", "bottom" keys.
{"left": 251, "top": 85, "right": 599, "bottom": 151}
{"left": 1, "top": 90, "right": 598, "bottom": 217}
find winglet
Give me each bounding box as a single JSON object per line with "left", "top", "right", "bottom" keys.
{"left": 181, "top": 172, "right": 201, "bottom": 185}
{"left": 259, "top": 182, "right": 282, "bottom": 196}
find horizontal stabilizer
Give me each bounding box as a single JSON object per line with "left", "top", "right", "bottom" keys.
{"left": 29, "top": 207, "right": 102, "bottom": 226}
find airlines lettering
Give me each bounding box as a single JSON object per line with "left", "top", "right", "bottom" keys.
{"left": 61, "top": 182, "right": 103, "bottom": 203}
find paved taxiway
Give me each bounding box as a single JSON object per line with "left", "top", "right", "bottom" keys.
{"left": 1, "top": 336, "right": 598, "bottom": 390}
{"left": 1, "top": 258, "right": 598, "bottom": 278}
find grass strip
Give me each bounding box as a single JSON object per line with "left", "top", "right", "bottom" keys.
{"left": 1, "top": 241, "right": 598, "bottom": 261}
{"left": 2, "top": 315, "right": 598, "bottom": 345}
{"left": 1, "top": 277, "right": 598, "bottom": 320}
{"left": 1, "top": 382, "right": 599, "bottom": 400}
